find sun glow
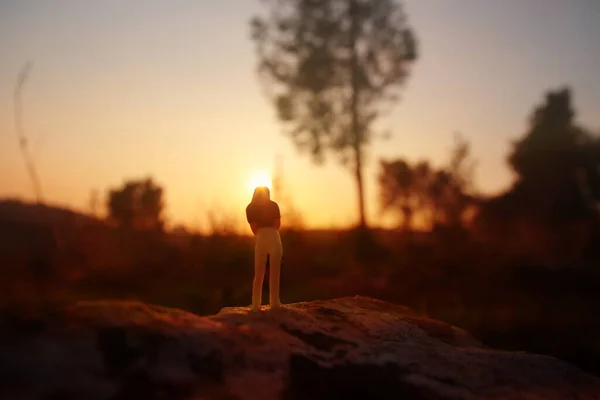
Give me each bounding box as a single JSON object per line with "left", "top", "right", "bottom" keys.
{"left": 248, "top": 170, "right": 272, "bottom": 193}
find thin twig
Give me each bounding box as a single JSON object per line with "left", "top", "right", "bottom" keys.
{"left": 14, "top": 61, "right": 44, "bottom": 204}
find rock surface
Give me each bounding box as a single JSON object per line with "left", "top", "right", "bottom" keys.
{"left": 0, "top": 296, "right": 599, "bottom": 399}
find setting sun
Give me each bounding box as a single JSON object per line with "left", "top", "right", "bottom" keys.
{"left": 248, "top": 170, "right": 272, "bottom": 193}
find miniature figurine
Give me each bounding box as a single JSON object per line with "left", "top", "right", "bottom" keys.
{"left": 246, "top": 186, "right": 282, "bottom": 310}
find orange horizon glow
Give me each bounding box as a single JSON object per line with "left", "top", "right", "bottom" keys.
{"left": 1, "top": 2, "right": 599, "bottom": 230}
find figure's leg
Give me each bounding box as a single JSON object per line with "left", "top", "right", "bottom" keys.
{"left": 269, "top": 247, "right": 282, "bottom": 308}
{"left": 252, "top": 243, "right": 268, "bottom": 311}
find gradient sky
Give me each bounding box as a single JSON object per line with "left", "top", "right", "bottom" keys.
{"left": 1, "top": 0, "right": 599, "bottom": 230}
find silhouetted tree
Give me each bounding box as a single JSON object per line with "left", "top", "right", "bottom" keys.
{"left": 251, "top": 0, "right": 418, "bottom": 229}
{"left": 477, "top": 88, "right": 600, "bottom": 265}
{"left": 448, "top": 133, "right": 477, "bottom": 194}
{"left": 508, "top": 88, "right": 600, "bottom": 224}
{"left": 107, "top": 177, "right": 164, "bottom": 231}
{"left": 380, "top": 135, "right": 476, "bottom": 231}
{"left": 379, "top": 158, "right": 414, "bottom": 230}
{"left": 510, "top": 89, "right": 579, "bottom": 188}
{"left": 440, "top": 134, "right": 477, "bottom": 227}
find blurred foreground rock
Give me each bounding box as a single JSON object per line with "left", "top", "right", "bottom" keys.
{"left": 0, "top": 296, "right": 599, "bottom": 399}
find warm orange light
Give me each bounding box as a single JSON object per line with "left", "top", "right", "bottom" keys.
{"left": 248, "top": 170, "right": 272, "bottom": 194}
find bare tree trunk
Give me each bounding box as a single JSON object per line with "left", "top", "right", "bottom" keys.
{"left": 350, "top": 0, "right": 367, "bottom": 230}
{"left": 14, "top": 62, "right": 44, "bottom": 204}
{"left": 354, "top": 150, "right": 366, "bottom": 229}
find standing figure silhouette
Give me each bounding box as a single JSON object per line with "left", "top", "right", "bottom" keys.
{"left": 246, "top": 186, "right": 282, "bottom": 310}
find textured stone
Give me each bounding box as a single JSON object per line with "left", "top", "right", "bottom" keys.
{"left": 0, "top": 296, "right": 598, "bottom": 399}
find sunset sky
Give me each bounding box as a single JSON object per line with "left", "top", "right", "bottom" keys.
{"left": 1, "top": 0, "right": 599, "bottom": 230}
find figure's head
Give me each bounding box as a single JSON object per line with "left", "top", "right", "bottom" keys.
{"left": 252, "top": 186, "right": 270, "bottom": 203}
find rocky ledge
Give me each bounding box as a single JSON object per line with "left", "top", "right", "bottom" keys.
{"left": 0, "top": 296, "right": 599, "bottom": 400}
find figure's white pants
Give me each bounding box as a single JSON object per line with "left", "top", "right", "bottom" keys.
{"left": 253, "top": 227, "right": 282, "bottom": 309}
